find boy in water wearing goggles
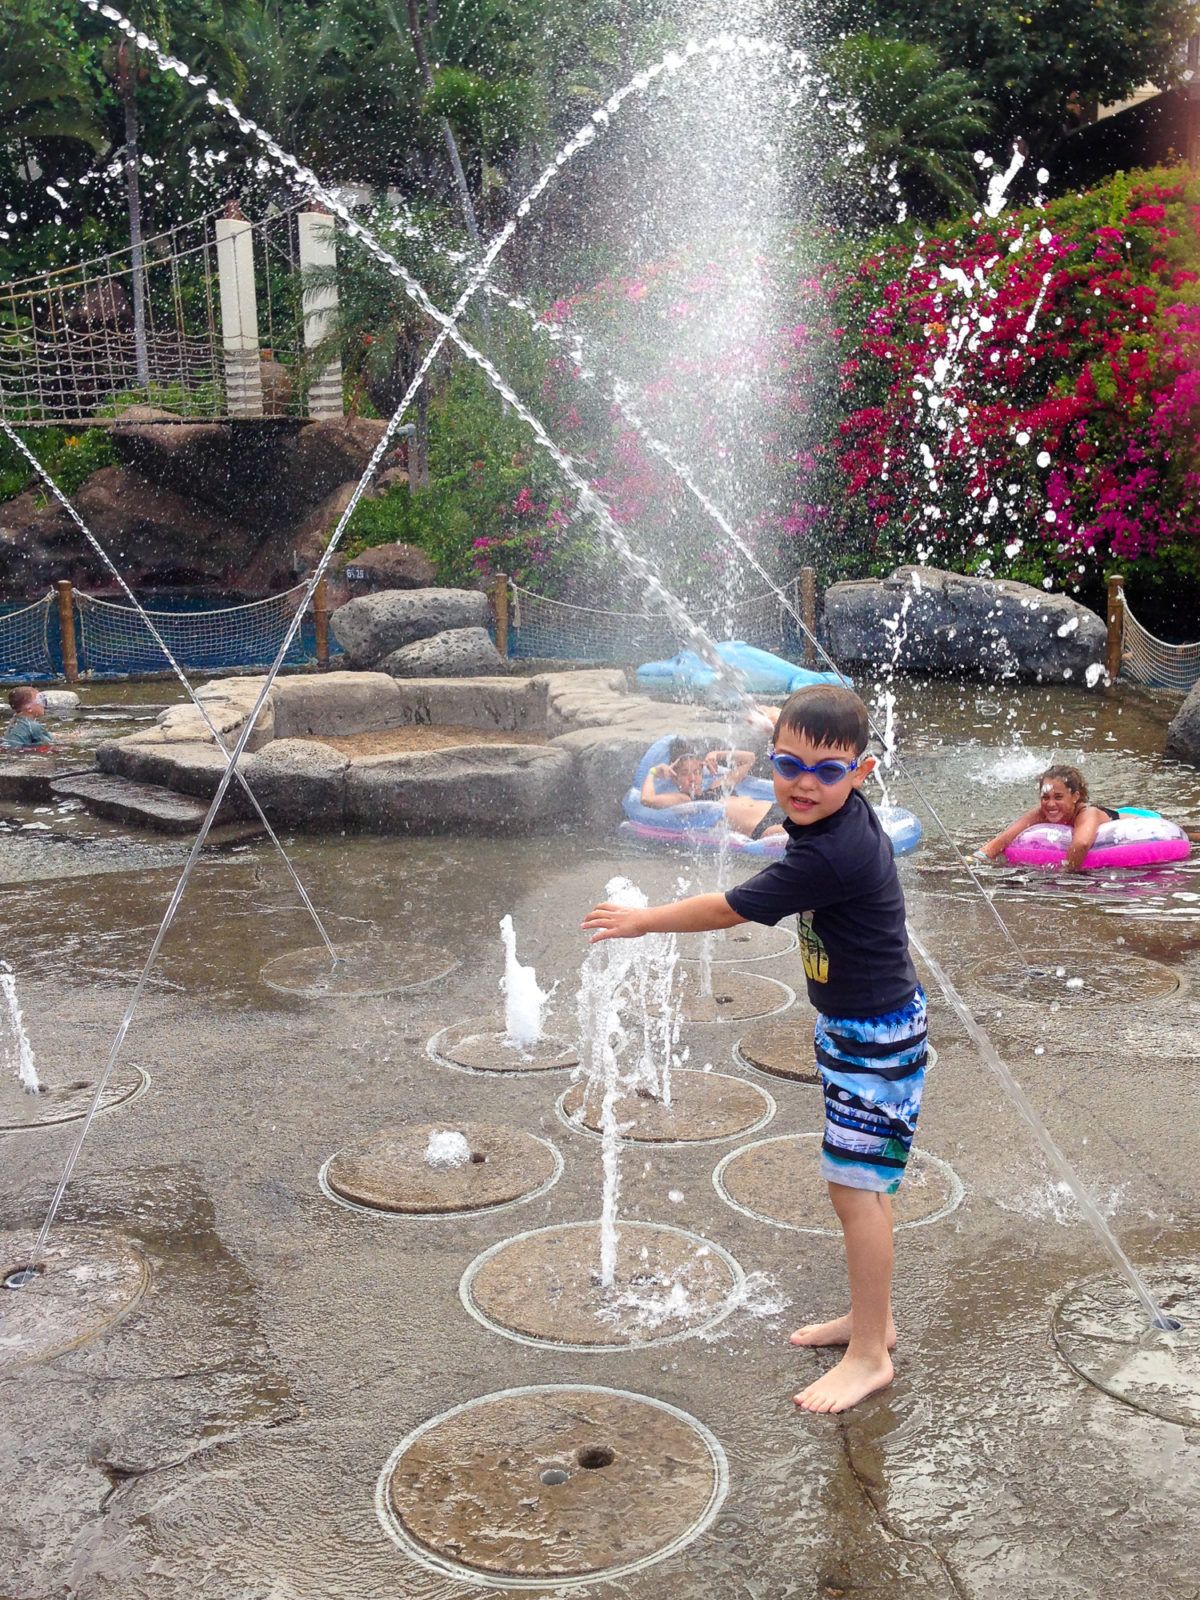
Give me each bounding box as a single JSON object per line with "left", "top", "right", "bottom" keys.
{"left": 584, "top": 684, "right": 926, "bottom": 1415}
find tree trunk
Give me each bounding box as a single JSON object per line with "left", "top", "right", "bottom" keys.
{"left": 405, "top": 0, "right": 481, "bottom": 252}
{"left": 117, "top": 43, "right": 150, "bottom": 390}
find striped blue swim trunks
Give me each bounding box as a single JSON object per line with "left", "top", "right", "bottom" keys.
{"left": 815, "top": 989, "right": 928, "bottom": 1194}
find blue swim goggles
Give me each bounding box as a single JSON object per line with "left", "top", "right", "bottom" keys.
{"left": 768, "top": 751, "right": 861, "bottom": 786}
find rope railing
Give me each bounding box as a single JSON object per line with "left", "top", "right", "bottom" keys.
{"left": 1120, "top": 592, "right": 1200, "bottom": 694}
{"left": 0, "top": 591, "right": 55, "bottom": 679}
{"left": 503, "top": 576, "right": 805, "bottom": 664}
{"left": 74, "top": 584, "right": 318, "bottom": 676}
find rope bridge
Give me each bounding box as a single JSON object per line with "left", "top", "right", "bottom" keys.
{"left": 1120, "top": 594, "right": 1200, "bottom": 694}
{"left": 504, "top": 577, "right": 806, "bottom": 664}
{"left": 0, "top": 202, "right": 321, "bottom": 426}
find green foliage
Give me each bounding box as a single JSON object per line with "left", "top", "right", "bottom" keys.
{"left": 857, "top": 0, "right": 1198, "bottom": 146}
{"left": 0, "top": 426, "right": 116, "bottom": 503}
{"left": 344, "top": 357, "right": 610, "bottom": 595}
{"left": 821, "top": 35, "right": 992, "bottom": 225}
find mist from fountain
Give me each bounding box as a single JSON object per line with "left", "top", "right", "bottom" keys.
{"left": 1, "top": 964, "right": 40, "bottom": 1095}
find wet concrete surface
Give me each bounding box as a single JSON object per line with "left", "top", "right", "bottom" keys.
{"left": 1, "top": 679, "right": 1199, "bottom": 1598}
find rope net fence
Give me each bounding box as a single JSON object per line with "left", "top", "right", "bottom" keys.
{"left": 0, "top": 593, "right": 54, "bottom": 679}
{"left": 74, "top": 586, "right": 317, "bottom": 676}
{"left": 504, "top": 577, "right": 806, "bottom": 664}
{"left": 0, "top": 204, "right": 308, "bottom": 425}
{"left": 1120, "top": 595, "right": 1200, "bottom": 694}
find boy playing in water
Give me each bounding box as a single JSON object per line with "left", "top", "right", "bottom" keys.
{"left": 3, "top": 685, "right": 53, "bottom": 750}
{"left": 584, "top": 684, "right": 926, "bottom": 1414}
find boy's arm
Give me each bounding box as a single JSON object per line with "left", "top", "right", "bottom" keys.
{"left": 583, "top": 892, "right": 745, "bottom": 942}
{"left": 978, "top": 806, "right": 1041, "bottom": 860}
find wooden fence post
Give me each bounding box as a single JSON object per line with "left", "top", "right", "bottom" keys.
{"left": 1105, "top": 573, "right": 1125, "bottom": 687}
{"left": 313, "top": 576, "right": 330, "bottom": 671}
{"left": 800, "top": 566, "right": 817, "bottom": 667}
{"left": 494, "top": 573, "right": 510, "bottom": 658}
{"left": 57, "top": 580, "right": 78, "bottom": 684}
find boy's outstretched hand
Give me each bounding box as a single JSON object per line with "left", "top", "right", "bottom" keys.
{"left": 582, "top": 902, "right": 647, "bottom": 943}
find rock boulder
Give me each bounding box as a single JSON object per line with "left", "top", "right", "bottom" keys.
{"left": 822, "top": 567, "right": 1107, "bottom": 683}
{"left": 1166, "top": 681, "right": 1200, "bottom": 766}
{"left": 342, "top": 541, "right": 436, "bottom": 590}
{"left": 343, "top": 744, "right": 571, "bottom": 833}
{"left": 330, "top": 588, "right": 489, "bottom": 667}
{"left": 379, "top": 626, "right": 506, "bottom": 678}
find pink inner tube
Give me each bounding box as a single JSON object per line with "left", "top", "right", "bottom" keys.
{"left": 1004, "top": 814, "right": 1191, "bottom": 870}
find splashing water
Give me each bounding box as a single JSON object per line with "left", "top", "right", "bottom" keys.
{"left": 1, "top": 964, "right": 40, "bottom": 1094}
{"left": 425, "top": 1130, "right": 472, "bottom": 1169}
{"left": 499, "top": 914, "right": 549, "bottom": 1050}
{"left": 577, "top": 877, "right": 680, "bottom": 1286}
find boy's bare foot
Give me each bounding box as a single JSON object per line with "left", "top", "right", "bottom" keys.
{"left": 789, "top": 1312, "right": 896, "bottom": 1349}
{"left": 793, "top": 1351, "right": 894, "bottom": 1414}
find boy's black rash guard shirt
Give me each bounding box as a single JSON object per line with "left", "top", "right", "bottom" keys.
{"left": 724, "top": 790, "right": 917, "bottom": 1018}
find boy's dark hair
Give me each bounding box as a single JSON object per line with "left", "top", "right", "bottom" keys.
{"left": 8, "top": 685, "right": 37, "bottom": 713}
{"left": 668, "top": 738, "right": 705, "bottom": 764}
{"left": 773, "top": 684, "right": 869, "bottom": 755}
{"left": 1040, "top": 763, "right": 1088, "bottom": 805}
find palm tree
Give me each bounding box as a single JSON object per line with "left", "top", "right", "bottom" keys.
{"left": 97, "top": 1, "right": 248, "bottom": 385}
{"left": 0, "top": 4, "right": 104, "bottom": 158}
{"left": 821, "top": 35, "right": 992, "bottom": 226}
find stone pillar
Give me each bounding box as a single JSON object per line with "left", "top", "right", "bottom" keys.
{"left": 297, "top": 207, "right": 343, "bottom": 419}
{"left": 215, "top": 203, "right": 263, "bottom": 418}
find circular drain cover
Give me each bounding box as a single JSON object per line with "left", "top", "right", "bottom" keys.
{"left": 463, "top": 1221, "right": 742, "bottom": 1349}
{"left": 1053, "top": 1265, "right": 1200, "bottom": 1427}
{"left": 260, "top": 939, "right": 457, "bottom": 998}
{"left": 431, "top": 1018, "right": 578, "bottom": 1074}
{"left": 735, "top": 1026, "right": 939, "bottom": 1085}
{"left": 713, "top": 1133, "right": 963, "bottom": 1233}
{"left": 0, "top": 1065, "right": 147, "bottom": 1130}
{"left": 0, "top": 1227, "right": 149, "bottom": 1372}
{"left": 558, "top": 1071, "right": 773, "bottom": 1144}
{"left": 735, "top": 1016, "right": 818, "bottom": 1083}
{"left": 322, "top": 1123, "right": 561, "bottom": 1215}
{"left": 378, "top": 1384, "right": 726, "bottom": 1588}
{"left": 969, "top": 948, "right": 1180, "bottom": 1010}
{"left": 677, "top": 923, "right": 797, "bottom": 963}
{"left": 677, "top": 969, "right": 793, "bottom": 1023}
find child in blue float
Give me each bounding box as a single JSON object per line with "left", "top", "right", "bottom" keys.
{"left": 586, "top": 684, "right": 926, "bottom": 1415}
{"left": 3, "top": 686, "right": 53, "bottom": 750}
{"left": 639, "top": 737, "right": 787, "bottom": 839}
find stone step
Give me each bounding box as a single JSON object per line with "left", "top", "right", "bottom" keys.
{"left": 0, "top": 756, "right": 95, "bottom": 803}
{"left": 50, "top": 772, "right": 263, "bottom": 840}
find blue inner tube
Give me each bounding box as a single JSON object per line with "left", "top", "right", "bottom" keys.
{"left": 620, "top": 736, "right": 922, "bottom": 856}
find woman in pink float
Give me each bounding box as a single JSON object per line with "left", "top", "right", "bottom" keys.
{"left": 974, "top": 763, "right": 1194, "bottom": 872}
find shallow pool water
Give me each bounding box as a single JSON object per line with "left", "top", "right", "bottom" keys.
{"left": 1, "top": 673, "right": 1198, "bottom": 1600}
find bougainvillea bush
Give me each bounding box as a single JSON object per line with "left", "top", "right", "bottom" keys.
{"left": 545, "top": 164, "right": 1200, "bottom": 614}
{"left": 346, "top": 164, "right": 1199, "bottom": 619}
{"left": 798, "top": 164, "right": 1200, "bottom": 599}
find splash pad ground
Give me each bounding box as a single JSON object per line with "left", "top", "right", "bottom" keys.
{"left": 2, "top": 680, "right": 1199, "bottom": 1599}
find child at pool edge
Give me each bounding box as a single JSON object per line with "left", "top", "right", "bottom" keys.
{"left": 974, "top": 764, "right": 1119, "bottom": 873}
{"left": 3, "top": 685, "right": 53, "bottom": 750}
{"left": 584, "top": 683, "right": 926, "bottom": 1416}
